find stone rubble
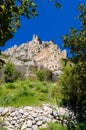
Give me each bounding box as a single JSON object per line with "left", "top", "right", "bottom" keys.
{"left": 0, "top": 104, "right": 76, "bottom": 130}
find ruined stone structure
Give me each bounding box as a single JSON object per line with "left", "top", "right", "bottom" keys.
{"left": 2, "top": 35, "right": 67, "bottom": 78}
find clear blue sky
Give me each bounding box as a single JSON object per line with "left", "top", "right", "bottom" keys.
{"left": 1, "top": 0, "right": 86, "bottom": 52}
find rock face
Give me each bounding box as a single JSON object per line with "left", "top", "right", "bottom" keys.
{"left": 2, "top": 35, "right": 66, "bottom": 79}
{"left": 0, "top": 104, "right": 76, "bottom": 130}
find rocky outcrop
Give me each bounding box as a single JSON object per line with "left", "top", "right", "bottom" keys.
{"left": 2, "top": 35, "right": 66, "bottom": 69}
{"left": 52, "top": 70, "right": 61, "bottom": 81}
{"left": 0, "top": 104, "right": 76, "bottom": 130}
{"left": 2, "top": 35, "right": 67, "bottom": 79}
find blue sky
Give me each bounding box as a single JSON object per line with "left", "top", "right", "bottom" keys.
{"left": 1, "top": 0, "right": 86, "bottom": 52}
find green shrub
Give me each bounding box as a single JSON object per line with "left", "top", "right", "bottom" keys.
{"left": 29, "top": 84, "right": 34, "bottom": 88}
{"left": 78, "top": 121, "right": 86, "bottom": 130}
{"left": 36, "top": 69, "right": 52, "bottom": 81}
{"left": 36, "top": 70, "right": 45, "bottom": 81}
{"left": 4, "top": 62, "right": 16, "bottom": 82}
{"left": 29, "top": 65, "right": 38, "bottom": 73}
{"left": 0, "top": 95, "right": 11, "bottom": 105}
{"left": 39, "top": 87, "right": 48, "bottom": 93}
{"left": 4, "top": 62, "right": 21, "bottom": 83}
{"left": 5, "top": 83, "right": 16, "bottom": 89}
{"left": 38, "top": 94, "right": 46, "bottom": 101}
{"left": 68, "top": 121, "right": 86, "bottom": 130}
{"left": 16, "top": 87, "right": 29, "bottom": 97}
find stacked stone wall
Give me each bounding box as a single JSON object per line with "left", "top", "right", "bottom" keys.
{"left": 0, "top": 104, "right": 76, "bottom": 130}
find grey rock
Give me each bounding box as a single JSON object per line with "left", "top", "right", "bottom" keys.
{"left": 0, "top": 104, "right": 76, "bottom": 130}
{"left": 32, "top": 120, "right": 36, "bottom": 125}
{"left": 35, "top": 117, "right": 40, "bottom": 122}
{"left": 8, "top": 125, "right": 15, "bottom": 128}
{"left": 24, "top": 112, "right": 29, "bottom": 116}
{"left": 28, "top": 115, "right": 33, "bottom": 120}
{"left": 25, "top": 128, "right": 32, "bottom": 130}
{"left": 12, "top": 116, "right": 17, "bottom": 120}
{"left": 32, "top": 125, "right": 38, "bottom": 130}
{"left": 21, "top": 122, "right": 27, "bottom": 130}
{"left": 36, "top": 121, "right": 42, "bottom": 126}
{"left": 10, "top": 112, "right": 16, "bottom": 117}
{"left": 43, "top": 117, "right": 51, "bottom": 123}
{"left": 0, "top": 107, "right": 4, "bottom": 114}
{"left": 27, "top": 120, "right": 32, "bottom": 128}
{"left": 24, "top": 106, "right": 33, "bottom": 111}
{"left": 32, "top": 112, "right": 38, "bottom": 118}
{"left": 22, "top": 114, "right": 28, "bottom": 119}
{"left": 52, "top": 111, "right": 58, "bottom": 117}
{"left": 17, "top": 113, "right": 22, "bottom": 119}
{"left": 15, "top": 111, "right": 19, "bottom": 116}
{"left": 43, "top": 105, "right": 52, "bottom": 114}
{"left": 2, "top": 35, "right": 67, "bottom": 79}
{"left": 11, "top": 120, "right": 17, "bottom": 125}
{"left": 52, "top": 70, "right": 61, "bottom": 81}
{"left": 19, "top": 109, "right": 24, "bottom": 114}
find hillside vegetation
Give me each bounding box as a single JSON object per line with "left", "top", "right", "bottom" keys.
{"left": 0, "top": 79, "right": 62, "bottom": 107}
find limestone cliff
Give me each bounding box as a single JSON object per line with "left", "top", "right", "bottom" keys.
{"left": 2, "top": 35, "right": 66, "bottom": 73}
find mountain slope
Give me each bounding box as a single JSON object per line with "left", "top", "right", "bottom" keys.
{"left": 3, "top": 35, "right": 66, "bottom": 71}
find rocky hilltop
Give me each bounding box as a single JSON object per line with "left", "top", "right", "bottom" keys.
{"left": 2, "top": 35, "right": 66, "bottom": 79}
{"left": 3, "top": 35, "right": 66, "bottom": 69}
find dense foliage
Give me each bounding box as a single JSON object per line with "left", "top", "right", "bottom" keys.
{"left": 0, "top": 0, "right": 37, "bottom": 46}
{"left": 4, "top": 62, "right": 21, "bottom": 82}
{"left": 61, "top": 4, "right": 86, "bottom": 118}
{"left": 0, "top": 0, "right": 61, "bottom": 46}
{"left": 36, "top": 69, "right": 52, "bottom": 81}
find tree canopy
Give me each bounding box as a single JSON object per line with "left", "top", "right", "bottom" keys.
{"left": 0, "top": 0, "right": 61, "bottom": 47}
{"left": 61, "top": 4, "right": 86, "bottom": 119}
{"left": 0, "top": 0, "right": 37, "bottom": 46}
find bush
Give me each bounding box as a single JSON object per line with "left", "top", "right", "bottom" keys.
{"left": 0, "top": 95, "right": 11, "bottom": 106}
{"left": 36, "top": 69, "right": 52, "bottom": 81}
{"left": 5, "top": 83, "right": 16, "bottom": 89}
{"left": 68, "top": 121, "right": 86, "bottom": 130}
{"left": 4, "top": 62, "right": 21, "bottom": 83}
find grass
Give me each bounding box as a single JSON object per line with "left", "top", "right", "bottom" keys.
{"left": 39, "top": 122, "right": 67, "bottom": 130}
{"left": 0, "top": 120, "right": 8, "bottom": 130}
{"left": 0, "top": 79, "right": 63, "bottom": 107}
{"left": 0, "top": 128, "right": 8, "bottom": 130}
{"left": 39, "top": 121, "right": 86, "bottom": 130}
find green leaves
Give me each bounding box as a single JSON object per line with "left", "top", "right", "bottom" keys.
{"left": 0, "top": 0, "right": 37, "bottom": 46}
{"left": 49, "top": 0, "right": 61, "bottom": 9}
{"left": 61, "top": 4, "right": 86, "bottom": 118}
{"left": 4, "top": 62, "right": 22, "bottom": 83}
{"left": 54, "top": 2, "right": 61, "bottom": 9}
{"left": 0, "top": 0, "right": 61, "bottom": 46}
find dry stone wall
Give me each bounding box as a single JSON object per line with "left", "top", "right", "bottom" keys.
{"left": 0, "top": 104, "right": 76, "bottom": 130}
